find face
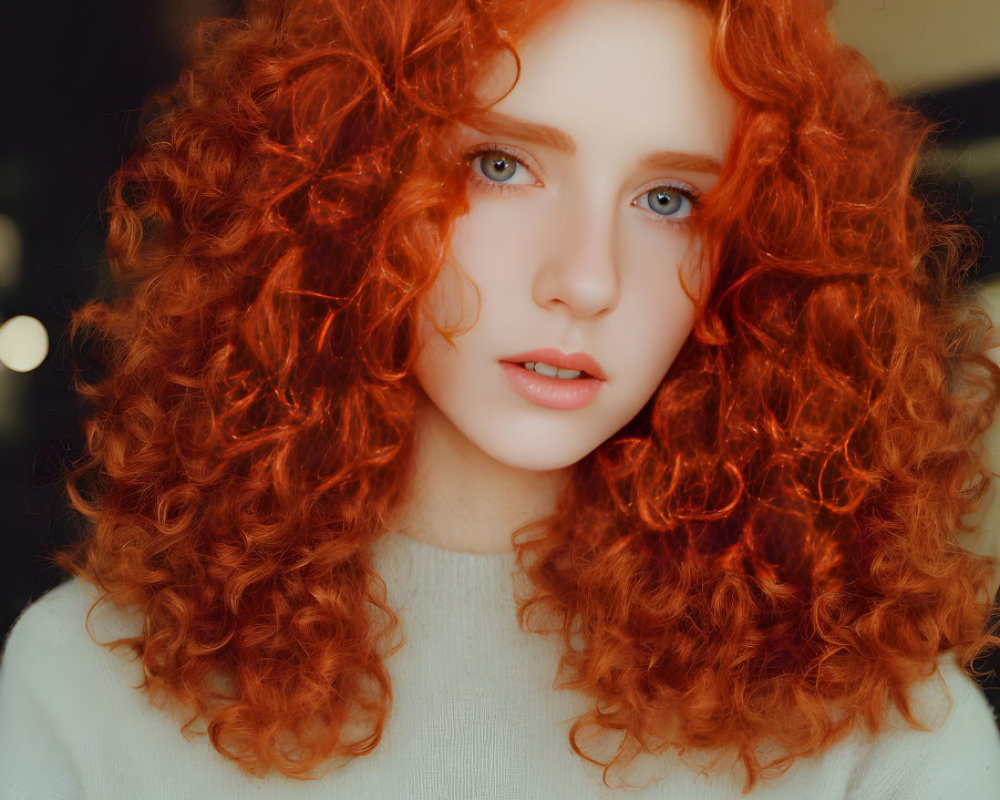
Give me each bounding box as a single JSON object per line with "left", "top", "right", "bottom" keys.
{"left": 415, "top": 0, "right": 735, "bottom": 472}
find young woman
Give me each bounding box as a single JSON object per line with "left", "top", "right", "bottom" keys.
{"left": 2, "top": 0, "right": 999, "bottom": 797}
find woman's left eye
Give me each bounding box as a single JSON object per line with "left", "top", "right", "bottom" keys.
{"left": 634, "top": 186, "right": 697, "bottom": 220}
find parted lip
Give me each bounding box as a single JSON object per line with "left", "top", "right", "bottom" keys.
{"left": 500, "top": 348, "right": 607, "bottom": 381}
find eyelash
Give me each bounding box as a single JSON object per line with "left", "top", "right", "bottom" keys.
{"left": 465, "top": 144, "right": 540, "bottom": 194}
{"left": 463, "top": 144, "right": 702, "bottom": 227}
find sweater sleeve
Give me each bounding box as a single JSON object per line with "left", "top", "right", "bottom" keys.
{"left": 0, "top": 582, "right": 89, "bottom": 800}
{"left": 846, "top": 657, "right": 1000, "bottom": 800}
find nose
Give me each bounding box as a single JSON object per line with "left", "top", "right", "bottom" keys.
{"left": 531, "top": 201, "right": 620, "bottom": 319}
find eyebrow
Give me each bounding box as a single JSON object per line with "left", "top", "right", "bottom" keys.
{"left": 469, "top": 110, "right": 724, "bottom": 176}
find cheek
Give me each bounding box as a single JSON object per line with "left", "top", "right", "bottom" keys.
{"left": 632, "top": 309, "right": 694, "bottom": 400}
{"left": 420, "top": 258, "right": 478, "bottom": 335}
{"left": 618, "top": 249, "right": 699, "bottom": 395}
{"left": 447, "top": 194, "right": 549, "bottom": 289}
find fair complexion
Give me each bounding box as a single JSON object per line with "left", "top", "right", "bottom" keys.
{"left": 392, "top": 0, "right": 735, "bottom": 553}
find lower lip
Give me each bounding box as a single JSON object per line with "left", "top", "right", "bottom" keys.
{"left": 500, "top": 362, "right": 603, "bottom": 410}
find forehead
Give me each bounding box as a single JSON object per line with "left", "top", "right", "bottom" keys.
{"left": 476, "top": 0, "right": 733, "bottom": 162}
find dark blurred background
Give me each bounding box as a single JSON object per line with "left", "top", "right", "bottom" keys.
{"left": 0, "top": 0, "right": 998, "bottom": 712}
{"left": 0, "top": 0, "right": 243, "bottom": 632}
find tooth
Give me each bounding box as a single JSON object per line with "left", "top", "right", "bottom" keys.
{"left": 556, "top": 368, "right": 581, "bottom": 379}
{"left": 524, "top": 362, "right": 535, "bottom": 371}
{"left": 534, "top": 362, "right": 558, "bottom": 377}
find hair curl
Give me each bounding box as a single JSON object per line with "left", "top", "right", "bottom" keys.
{"left": 56, "top": 0, "right": 1000, "bottom": 791}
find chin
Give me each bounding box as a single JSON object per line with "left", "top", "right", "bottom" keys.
{"left": 467, "top": 422, "right": 611, "bottom": 473}
{"left": 486, "top": 443, "right": 591, "bottom": 473}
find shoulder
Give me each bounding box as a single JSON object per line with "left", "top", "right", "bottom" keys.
{"left": 844, "top": 655, "right": 1000, "bottom": 799}
{"left": 1, "top": 576, "right": 139, "bottom": 712}
{"left": 1, "top": 577, "right": 145, "bottom": 709}
{"left": 0, "top": 578, "right": 135, "bottom": 798}
{"left": 2, "top": 577, "right": 135, "bottom": 669}
{"left": 4, "top": 578, "right": 96, "bottom": 669}
{"left": 0, "top": 581, "right": 270, "bottom": 798}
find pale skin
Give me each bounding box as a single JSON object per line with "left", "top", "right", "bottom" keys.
{"left": 391, "top": 0, "right": 736, "bottom": 553}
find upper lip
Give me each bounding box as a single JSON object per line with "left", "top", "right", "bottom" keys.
{"left": 500, "top": 348, "right": 607, "bottom": 380}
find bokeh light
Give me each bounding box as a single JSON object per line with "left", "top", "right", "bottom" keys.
{"left": 0, "top": 315, "right": 48, "bottom": 372}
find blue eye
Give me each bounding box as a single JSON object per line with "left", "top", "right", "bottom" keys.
{"left": 638, "top": 187, "right": 695, "bottom": 218}
{"left": 478, "top": 151, "right": 520, "bottom": 182}
{"left": 466, "top": 146, "right": 537, "bottom": 189}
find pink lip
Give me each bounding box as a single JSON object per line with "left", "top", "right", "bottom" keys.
{"left": 500, "top": 348, "right": 606, "bottom": 380}
{"left": 500, "top": 363, "right": 603, "bottom": 410}
{"left": 498, "top": 348, "right": 605, "bottom": 411}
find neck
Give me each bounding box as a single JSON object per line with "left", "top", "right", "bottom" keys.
{"left": 390, "top": 399, "right": 568, "bottom": 554}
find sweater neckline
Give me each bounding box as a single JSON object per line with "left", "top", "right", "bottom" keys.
{"left": 369, "top": 531, "right": 521, "bottom": 611}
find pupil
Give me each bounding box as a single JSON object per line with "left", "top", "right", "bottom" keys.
{"left": 651, "top": 189, "right": 681, "bottom": 215}
{"left": 483, "top": 153, "right": 515, "bottom": 182}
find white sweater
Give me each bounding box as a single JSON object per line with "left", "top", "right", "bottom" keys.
{"left": 2, "top": 531, "right": 1000, "bottom": 799}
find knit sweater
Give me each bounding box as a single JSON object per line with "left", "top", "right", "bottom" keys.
{"left": 2, "top": 532, "right": 999, "bottom": 799}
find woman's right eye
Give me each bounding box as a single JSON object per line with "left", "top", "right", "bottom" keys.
{"left": 467, "top": 147, "right": 538, "bottom": 188}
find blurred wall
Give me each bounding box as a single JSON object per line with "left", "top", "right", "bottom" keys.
{"left": 831, "top": 0, "right": 1000, "bottom": 94}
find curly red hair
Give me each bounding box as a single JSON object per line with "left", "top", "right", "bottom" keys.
{"left": 56, "top": 0, "right": 1000, "bottom": 791}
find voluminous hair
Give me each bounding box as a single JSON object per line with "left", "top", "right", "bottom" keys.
{"left": 56, "top": 0, "right": 1000, "bottom": 791}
